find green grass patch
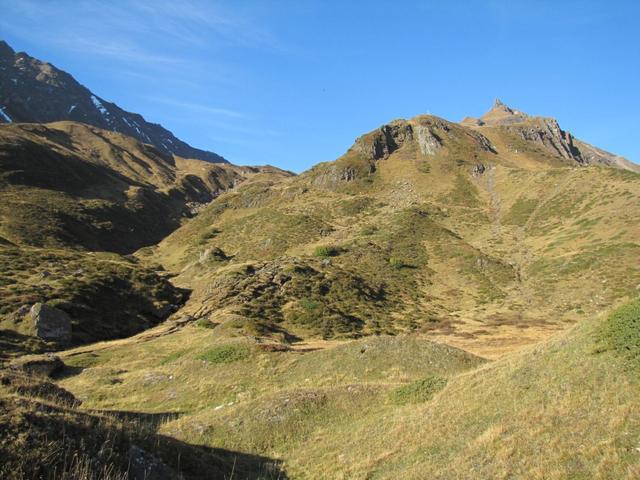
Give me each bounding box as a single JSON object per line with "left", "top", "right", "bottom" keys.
{"left": 313, "top": 245, "right": 339, "bottom": 258}
{"left": 503, "top": 197, "right": 538, "bottom": 226}
{"left": 197, "top": 344, "right": 250, "bottom": 364}
{"left": 595, "top": 297, "right": 640, "bottom": 369}
{"left": 389, "top": 375, "right": 447, "bottom": 404}
{"left": 195, "top": 318, "right": 216, "bottom": 329}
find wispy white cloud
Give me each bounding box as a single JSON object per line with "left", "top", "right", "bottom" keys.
{"left": 0, "top": 0, "right": 286, "bottom": 64}
{"left": 146, "top": 96, "right": 246, "bottom": 119}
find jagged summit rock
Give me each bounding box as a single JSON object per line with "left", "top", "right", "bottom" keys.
{"left": 480, "top": 99, "right": 530, "bottom": 126}
{"left": 0, "top": 40, "right": 228, "bottom": 163}
{"left": 460, "top": 100, "right": 640, "bottom": 172}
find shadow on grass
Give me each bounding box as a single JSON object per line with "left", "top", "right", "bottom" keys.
{"left": 0, "top": 329, "right": 50, "bottom": 362}
{"left": 0, "top": 392, "right": 289, "bottom": 479}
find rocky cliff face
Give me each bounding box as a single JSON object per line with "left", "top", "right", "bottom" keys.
{"left": 353, "top": 116, "right": 495, "bottom": 162}
{"left": 0, "top": 40, "right": 227, "bottom": 163}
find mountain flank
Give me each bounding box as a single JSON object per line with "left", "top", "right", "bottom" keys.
{"left": 0, "top": 40, "right": 228, "bottom": 163}
{"left": 0, "top": 40, "right": 638, "bottom": 479}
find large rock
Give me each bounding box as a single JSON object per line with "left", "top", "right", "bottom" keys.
{"left": 30, "top": 303, "right": 72, "bottom": 343}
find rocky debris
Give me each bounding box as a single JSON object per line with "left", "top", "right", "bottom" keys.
{"left": 472, "top": 131, "right": 497, "bottom": 153}
{"left": 9, "top": 353, "right": 64, "bottom": 377}
{"left": 142, "top": 372, "right": 170, "bottom": 385}
{"left": 30, "top": 303, "right": 72, "bottom": 344}
{"left": 128, "top": 445, "right": 182, "bottom": 480}
{"left": 471, "top": 164, "right": 486, "bottom": 176}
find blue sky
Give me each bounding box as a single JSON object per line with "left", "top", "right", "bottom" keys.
{"left": 1, "top": 0, "right": 638, "bottom": 171}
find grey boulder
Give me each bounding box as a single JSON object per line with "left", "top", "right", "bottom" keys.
{"left": 30, "top": 303, "right": 72, "bottom": 343}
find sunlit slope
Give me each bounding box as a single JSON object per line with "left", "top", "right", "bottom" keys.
{"left": 57, "top": 296, "right": 640, "bottom": 479}
{"left": 153, "top": 112, "right": 640, "bottom": 356}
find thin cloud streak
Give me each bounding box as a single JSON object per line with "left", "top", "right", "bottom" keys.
{"left": 147, "top": 97, "right": 246, "bottom": 119}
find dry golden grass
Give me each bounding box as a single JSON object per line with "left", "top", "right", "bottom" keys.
{"left": 51, "top": 298, "right": 640, "bottom": 479}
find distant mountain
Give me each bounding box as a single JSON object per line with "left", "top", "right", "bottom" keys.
{"left": 0, "top": 40, "right": 228, "bottom": 163}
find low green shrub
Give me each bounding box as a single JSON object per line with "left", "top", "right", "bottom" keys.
{"left": 195, "top": 318, "right": 216, "bottom": 329}
{"left": 389, "top": 257, "right": 407, "bottom": 269}
{"left": 313, "top": 245, "right": 339, "bottom": 258}
{"left": 197, "top": 344, "right": 250, "bottom": 364}
{"left": 596, "top": 297, "right": 640, "bottom": 369}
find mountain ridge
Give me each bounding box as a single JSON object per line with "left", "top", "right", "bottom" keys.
{"left": 0, "top": 40, "right": 228, "bottom": 163}
{"left": 461, "top": 99, "right": 640, "bottom": 172}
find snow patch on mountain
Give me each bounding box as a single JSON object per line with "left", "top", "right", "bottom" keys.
{"left": 0, "top": 107, "right": 12, "bottom": 122}
{"left": 90, "top": 95, "right": 108, "bottom": 116}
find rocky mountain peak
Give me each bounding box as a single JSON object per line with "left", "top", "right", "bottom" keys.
{"left": 492, "top": 98, "right": 509, "bottom": 110}
{"left": 480, "top": 99, "right": 529, "bottom": 125}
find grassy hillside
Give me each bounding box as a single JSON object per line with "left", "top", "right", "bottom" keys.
{"left": 52, "top": 297, "right": 640, "bottom": 479}
{"left": 0, "top": 121, "right": 270, "bottom": 253}
{"left": 0, "top": 245, "right": 189, "bottom": 360}
{"left": 0, "top": 122, "right": 293, "bottom": 356}
{"left": 2, "top": 102, "right": 639, "bottom": 478}
{"left": 151, "top": 113, "right": 640, "bottom": 357}
{"left": 0, "top": 367, "right": 285, "bottom": 479}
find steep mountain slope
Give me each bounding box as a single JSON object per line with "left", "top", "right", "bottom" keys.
{"left": 0, "top": 121, "right": 262, "bottom": 252}
{"left": 0, "top": 121, "right": 292, "bottom": 357}
{"left": 151, "top": 105, "right": 640, "bottom": 357}
{"left": 0, "top": 40, "right": 227, "bottom": 163}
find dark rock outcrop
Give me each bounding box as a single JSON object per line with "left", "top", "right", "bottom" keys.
{"left": 354, "top": 120, "right": 414, "bottom": 160}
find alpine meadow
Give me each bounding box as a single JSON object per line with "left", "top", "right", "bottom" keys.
{"left": 1, "top": 2, "right": 639, "bottom": 479}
